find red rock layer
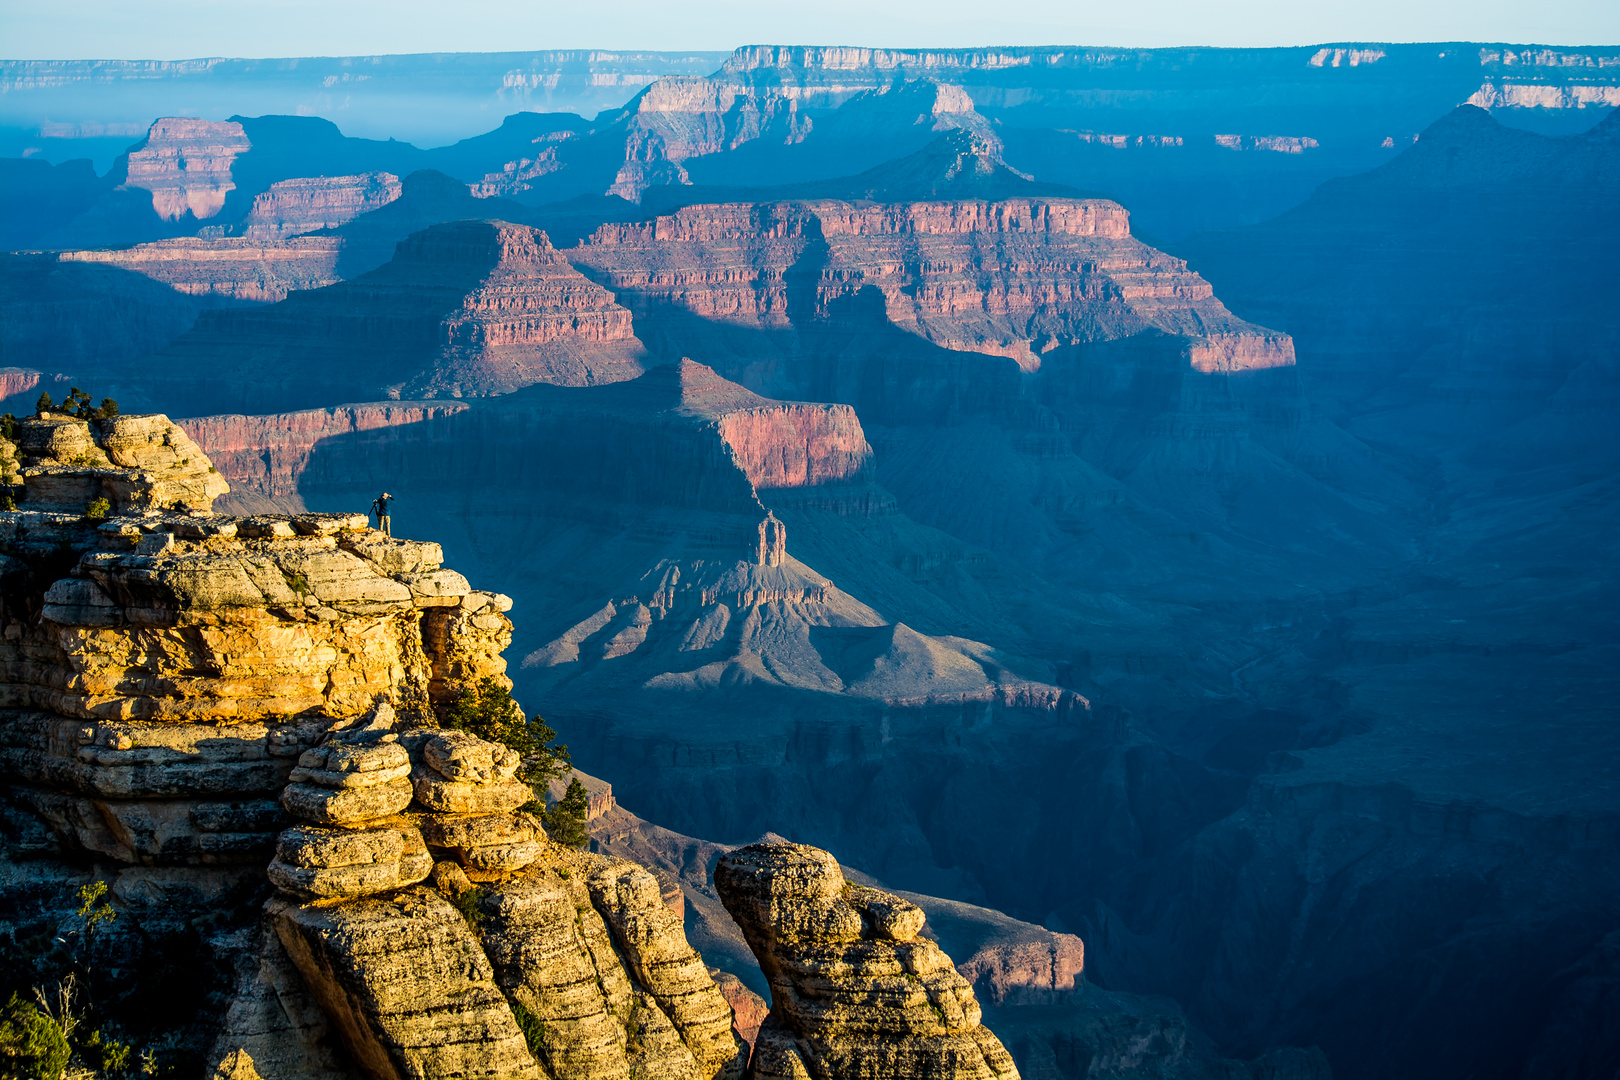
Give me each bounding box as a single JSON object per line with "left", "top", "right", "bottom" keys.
{"left": 184, "top": 401, "right": 471, "bottom": 500}
{"left": 59, "top": 237, "right": 342, "bottom": 303}
{"left": 652, "top": 358, "right": 873, "bottom": 491}
{"left": 242, "top": 172, "right": 403, "bottom": 241}
{"left": 572, "top": 198, "right": 1293, "bottom": 372}
{"left": 0, "top": 369, "right": 42, "bottom": 404}
{"left": 122, "top": 117, "right": 252, "bottom": 222}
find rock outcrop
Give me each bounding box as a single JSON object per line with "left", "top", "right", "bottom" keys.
{"left": 134, "top": 219, "right": 647, "bottom": 415}
{"left": 716, "top": 841, "right": 1020, "bottom": 1079}
{"left": 242, "top": 172, "right": 403, "bottom": 241}
{"left": 59, "top": 237, "right": 343, "bottom": 303}
{"left": 122, "top": 118, "right": 253, "bottom": 222}
{"left": 0, "top": 410, "right": 758, "bottom": 1080}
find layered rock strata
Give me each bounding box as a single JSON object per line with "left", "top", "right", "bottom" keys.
{"left": 8, "top": 412, "right": 228, "bottom": 516}
{"left": 716, "top": 841, "right": 1020, "bottom": 1080}
{"left": 571, "top": 198, "right": 1293, "bottom": 378}
{"left": 242, "top": 173, "right": 403, "bottom": 241}
{"left": 262, "top": 726, "right": 748, "bottom": 1080}
{"left": 0, "top": 413, "right": 509, "bottom": 881}
{"left": 122, "top": 118, "right": 253, "bottom": 222}
{"left": 59, "top": 237, "right": 343, "bottom": 303}
{"left": 143, "top": 219, "right": 647, "bottom": 414}
{"left": 268, "top": 706, "right": 430, "bottom": 900}
{"left": 180, "top": 402, "right": 470, "bottom": 510}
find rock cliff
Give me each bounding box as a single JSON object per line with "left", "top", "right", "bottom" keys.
{"left": 122, "top": 118, "right": 253, "bottom": 222}
{"left": 58, "top": 236, "right": 342, "bottom": 302}
{"left": 1, "top": 253, "right": 208, "bottom": 372}
{"left": 571, "top": 197, "right": 1292, "bottom": 391}
{"left": 0, "top": 410, "right": 764, "bottom": 1080}
{"left": 242, "top": 172, "right": 403, "bottom": 241}
{"left": 183, "top": 402, "right": 473, "bottom": 511}
{"left": 118, "top": 219, "right": 647, "bottom": 415}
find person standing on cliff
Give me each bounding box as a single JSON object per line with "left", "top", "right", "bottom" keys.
{"left": 371, "top": 492, "right": 393, "bottom": 538}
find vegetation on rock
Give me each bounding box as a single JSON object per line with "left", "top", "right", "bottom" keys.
{"left": 544, "top": 778, "right": 591, "bottom": 850}
{"left": 443, "top": 677, "right": 570, "bottom": 787}
{"left": 36, "top": 389, "right": 119, "bottom": 423}
{"left": 0, "top": 993, "right": 70, "bottom": 1080}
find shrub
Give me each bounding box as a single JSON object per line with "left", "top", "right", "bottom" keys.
{"left": 443, "top": 678, "right": 570, "bottom": 786}
{"left": 75, "top": 882, "right": 115, "bottom": 930}
{"left": 452, "top": 888, "right": 488, "bottom": 928}
{"left": 83, "top": 498, "right": 110, "bottom": 522}
{"left": 509, "top": 1000, "right": 549, "bottom": 1060}
{"left": 38, "top": 389, "right": 121, "bottom": 423}
{"left": 544, "top": 778, "right": 590, "bottom": 850}
{"left": 0, "top": 993, "right": 70, "bottom": 1080}
{"left": 77, "top": 1027, "right": 132, "bottom": 1075}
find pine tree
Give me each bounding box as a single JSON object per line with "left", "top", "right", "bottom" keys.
{"left": 34, "top": 391, "right": 52, "bottom": 416}
{"left": 442, "top": 678, "right": 570, "bottom": 785}
{"left": 544, "top": 777, "right": 591, "bottom": 850}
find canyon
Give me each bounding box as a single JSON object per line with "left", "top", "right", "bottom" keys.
{"left": 0, "top": 410, "right": 1325, "bottom": 1080}
{"left": 1, "top": 42, "right": 1616, "bottom": 1080}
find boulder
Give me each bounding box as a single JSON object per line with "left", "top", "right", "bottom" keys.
{"left": 281, "top": 778, "right": 414, "bottom": 825}
{"left": 411, "top": 768, "right": 530, "bottom": 815}
{"left": 419, "top": 810, "right": 545, "bottom": 873}
{"left": 289, "top": 741, "right": 412, "bottom": 789}
{"left": 422, "top": 730, "right": 521, "bottom": 783}
{"left": 267, "top": 821, "right": 432, "bottom": 900}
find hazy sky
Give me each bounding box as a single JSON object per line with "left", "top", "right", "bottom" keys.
{"left": 3, "top": 0, "right": 1617, "bottom": 59}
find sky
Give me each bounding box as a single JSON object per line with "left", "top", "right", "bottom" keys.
{"left": 3, "top": 0, "right": 1617, "bottom": 59}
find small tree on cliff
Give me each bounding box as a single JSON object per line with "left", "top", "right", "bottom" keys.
{"left": 545, "top": 778, "right": 591, "bottom": 850}
{"left": 442, "top": 678, "right": 570, "bottom": 786}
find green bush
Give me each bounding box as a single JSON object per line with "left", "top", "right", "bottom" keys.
{"left": 75, "top": 882, "right": 115, "bottom": 930}
{"left": 36, "top": 389, "right": 120, "bottom": 423}
{"left": 77, "top": 1028, "right": 132, "bottom": 1075}
{"left": 0, "top": 993, "right": 69, "bottom": 1080}
{"left": 83, "top": 498, "right": 110, "bottom": 522}
{"left": 509, "top": 1000, "right": 550, "bottom": 1060}
{"left": 443, "top": 678, "right": 569, "bottom": 786}
{"left": 544, "top": 778, "right": 591, "bottom": 850}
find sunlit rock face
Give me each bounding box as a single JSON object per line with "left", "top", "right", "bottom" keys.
{"left": 572, "top": 197, "right": 1291, "bottom": 394}
{"left": 0, "top": 413, "right": 751, "bottom": 1080}
{"left": 242, "top": 172, "right": 403, "bottom": 241}
{"left": 123, "top": 118, "right": 253, "bottom": 222}
{"left": 58, "top": 237, "right": 343, "bottom": 303}
{"left": 715, "top": 841, "right": 1021, "bottom": 1080}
